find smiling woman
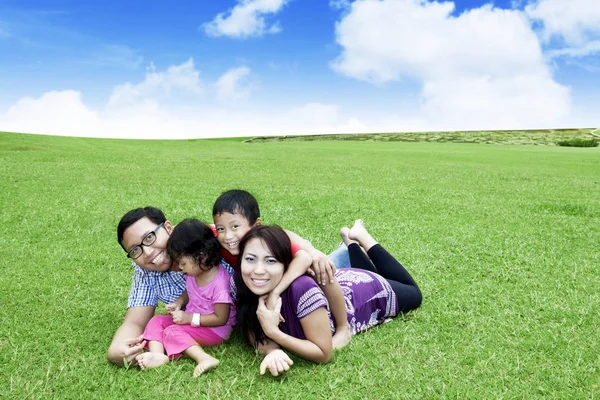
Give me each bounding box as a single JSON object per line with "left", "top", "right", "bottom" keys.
{"left": 234, "top": 223, "right": 423, "bottom": 376}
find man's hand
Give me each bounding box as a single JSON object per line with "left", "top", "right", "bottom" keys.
{"left": 120, "top": 335, "right": 147, "bottom": 366}
{"left": 260, "top": 349, "right": 294, "bottom": 376}
{"left": 307, "top": 251, "right": 336, "bottom": 285}
{"left": 172, "top": 310, "right": 191, "bottom": 325}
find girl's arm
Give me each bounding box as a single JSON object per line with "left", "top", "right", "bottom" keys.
{"left": 172, "top": 303, "right": 231, "bottom": 326}
{"left": 166, "top": 290, "right": 189, "bottom": 314}
{"left": 257, "top": 297, "right": 333, "bottom": 364}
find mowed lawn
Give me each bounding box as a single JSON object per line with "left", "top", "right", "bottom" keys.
{"left": 1, "top": 131, "right": 598, "bottom": 399}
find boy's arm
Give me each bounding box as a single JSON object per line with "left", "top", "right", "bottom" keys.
{"left": 284, "top": 229, "right": 335, "bottom": 285}
{"left": 268, "top": 249, "right": 312, "bottom": 308}
{"left": 107, "top": 306, "right": 155, "bottom": 366}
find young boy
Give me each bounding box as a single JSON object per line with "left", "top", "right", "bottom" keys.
{"left": 212, "top": 189, "right": 352, "bottom": 349}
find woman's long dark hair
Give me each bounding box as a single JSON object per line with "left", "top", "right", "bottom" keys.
{"left": 234, "top": 225, "right": 293, "bottom": 348}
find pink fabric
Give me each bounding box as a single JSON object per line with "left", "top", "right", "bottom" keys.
{"left": 143, "top": 315, "right": 224, "bottom": 358}
{"left": 185, "top": 265, "right": 236, "bottom": 340}
{"left": 142, "top": 264, "right": 236, "bottom": 358}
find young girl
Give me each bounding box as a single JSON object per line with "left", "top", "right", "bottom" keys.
{"left": 135, "top": 219, "right": 236, "bottom": 377}
{"left": 235, "top": 221, "right": 422, "bottom": 376}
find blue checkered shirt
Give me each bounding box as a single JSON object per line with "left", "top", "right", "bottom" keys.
{"left": 127, "top": 259, "right": 235, "bottom": 308}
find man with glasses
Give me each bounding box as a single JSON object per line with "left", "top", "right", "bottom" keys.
{"left": 107, "top": 207, "right": 186, "bottom": 367}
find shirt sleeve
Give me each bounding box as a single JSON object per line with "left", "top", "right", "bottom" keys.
{"left": 290, "top": 241, "right": 302, "bottom": 255}
{"left": 289, "top": 276, "right": 328, "bottom": 319}
{"left": 127, "top": 264, "right": 158, "bottom": 308}
{"left": 212, "top": 269, "right": 235, "bottom": 305}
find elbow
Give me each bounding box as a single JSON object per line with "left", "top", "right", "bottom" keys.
{"left": 107, "top": 347, "right": 124, "bottom": 366}
{"left": 315, "top": 350, "right": 333, "bottom": 364}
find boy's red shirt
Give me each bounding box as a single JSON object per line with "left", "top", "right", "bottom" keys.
{"left": 209, "top": 225, "right": 301, "bottom": 269}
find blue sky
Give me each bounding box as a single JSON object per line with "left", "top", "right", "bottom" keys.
{"left": 0, "top": 0, "right": 598, "bottom": 138}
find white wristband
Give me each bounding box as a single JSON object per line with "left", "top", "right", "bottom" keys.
{"left": 191, "top": 313, "right": 201, "bottom": 327}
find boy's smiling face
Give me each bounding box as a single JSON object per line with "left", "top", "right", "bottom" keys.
{"left": 213, "top": 212, "right": 255, "bottom": 255}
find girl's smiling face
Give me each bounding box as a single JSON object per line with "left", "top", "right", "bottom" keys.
{"left": 241, "top": 238, "right": 284, "bottom": 296}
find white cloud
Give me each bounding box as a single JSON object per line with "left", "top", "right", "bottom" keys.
{"left": 525, "top": 0, "right": 600, "bottom": 46}
{"left": 525, "top": 0, "right": 600, "bottom": 59}
{"left": 108, "top": 59, "right": 202, "bottom": 107}
{"left": 215, "top": 66, "right": 254, "bottom": 102}
{"left": 0, "top": 61, "right": 367, "bottom": 139}
{"left": 1, "top": 91, "right": 100, "bottom": 137}
{"left": 330, "top": 0, "right": 572, "bottom": 130}
{"left": 203, "top": 0, "right": 289, "bottom": 38}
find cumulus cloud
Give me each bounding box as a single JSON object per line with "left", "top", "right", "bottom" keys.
{"left": 525, "top": 0, "right": 600, "bottom": 58}
{"left": 1, "top": 91, "right": 101, "bottom": 137}
{"left": 108, "top": 59, "right": 202, "bottom": 107}
{"left": 215, "top": 66, "right": 254, "bottom": 102}
{"left": 0, "top": 60, "right": 366, "bottom": 139}
{"left": 331, "top": 0, "right": 572, "bottom": 130}
{"left": 525, "top": 0, "right": 600, "bottom": 45}
{"left": 203, "top": 0, "right": 289, "bottom": 38}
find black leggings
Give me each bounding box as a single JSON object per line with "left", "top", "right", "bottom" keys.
{"left": 348, "top": 243, "right": 422, "bottom": 312}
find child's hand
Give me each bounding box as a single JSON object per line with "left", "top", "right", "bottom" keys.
{"left": 260, "top": 349, "right": 294, "bottom": 376}
{"left": 166, "top": 302, "right": 180, "bottom": 315}
{"left": 172, "top": 310, "right": 191, "bottom": 325}
{"left": 266, "top": 292, "right": 285, "bottom": 323}
{"left": 307, "top": 251, "right": 336, "bottom": 285}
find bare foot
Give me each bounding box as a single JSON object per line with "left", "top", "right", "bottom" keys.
{"left": 193, "top": 355, "right": 220, "bottom": 378}
{"left": 136, "top": 352, "right": 169, "bottom": 370}
{"left": 348, "top": 220, "right": 378, "bottom": 251}
{"left": 340, "top": 227, "right": 357, "bottom": 247}
{"left": 332, "top": 325, "right": 352, "bottom": 350}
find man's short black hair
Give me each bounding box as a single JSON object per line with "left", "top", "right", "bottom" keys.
{"left": 212, "top": 189, "right": 260, "bottom": 225}
{"left": 117, "top": 207, "right": 166, "bottom": 249}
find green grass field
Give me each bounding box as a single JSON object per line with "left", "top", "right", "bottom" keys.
{"left": 1, "top": 130, "right": 599, "bottom": 399}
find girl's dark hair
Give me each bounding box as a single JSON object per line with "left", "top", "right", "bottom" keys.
{"left": 167, "top": 218, "right": 220, "bottom": 270}
{"left": 234, "top": 225, "right": 293, "bottom": 347}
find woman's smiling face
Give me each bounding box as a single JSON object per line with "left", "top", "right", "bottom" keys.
{"left": 240, "top": 237, "right": 284, "bottom": 296}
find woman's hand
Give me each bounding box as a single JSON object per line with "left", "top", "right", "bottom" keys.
{"left": 260, "top": 349, "right": 294, "bottom": 376}
{"left": 257, "top": 295, "right": 282, "bottom": 338}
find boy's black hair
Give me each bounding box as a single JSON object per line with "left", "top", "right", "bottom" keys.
{"left": 212, "top": 189, "right": 260, "bottom": 225}
{"left": 166, "top": 218, "right": 220, "bottom": 270}
{"left": 234, "top": 225, "right": 292, "bottom": 348}
{"left": 117, "top": 207, "right": 167, "bottom": 249}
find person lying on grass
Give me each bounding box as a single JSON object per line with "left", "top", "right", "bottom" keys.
{"left": 212, "top": 189, "right": 352, "bottom": 349}
{"left": 108, "top": 204, "right": 350, "bottom": 367}
{"left": 235, "top": 222, "right": 422, "bottom": 376}
{"left": 136, "top": 219, "right": 236, "bottom": 377}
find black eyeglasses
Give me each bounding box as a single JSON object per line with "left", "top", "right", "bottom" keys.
{"left": 126, "top": 222, "right": 166, "bottom": 259}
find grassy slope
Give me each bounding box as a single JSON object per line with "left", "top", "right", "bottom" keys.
{"left": 0, "top": 131, "right": 599, "bottom": 399}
